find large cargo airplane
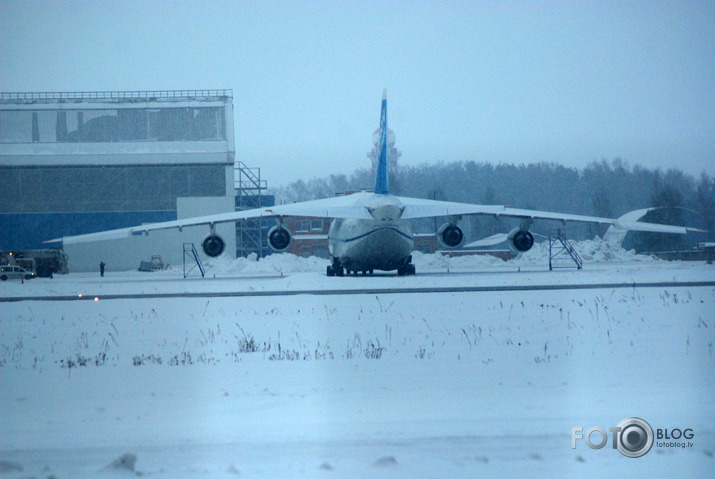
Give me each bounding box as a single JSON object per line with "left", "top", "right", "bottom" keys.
{"left": 47, "top": 91, "right": 701, "bottom": 276}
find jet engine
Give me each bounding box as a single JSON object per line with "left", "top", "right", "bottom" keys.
{"left": 268, "top": 225, "right": 292, "bottom": 251}
{"left": 507, "top": 227, "right": 534, "bottom": 252}
{"left": 438, "top": 223, "right": 464, "bottom": 248}
{"left": 202, "top": 234, "right": 226, "bottom": 257}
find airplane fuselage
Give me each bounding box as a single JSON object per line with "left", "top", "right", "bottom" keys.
{"left": 328, "top": 195, "right": 413, "bottom": 273}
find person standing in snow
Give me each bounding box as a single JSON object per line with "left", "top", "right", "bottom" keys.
{"left": 100, "top": 261, "right": 105, "bottom": 277}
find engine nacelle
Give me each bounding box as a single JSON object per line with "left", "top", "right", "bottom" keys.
{"left": 268, "top": 225, "right": 292, "bottom": 251}
{"left": 202, "top": 234, "right": 226, "bottom": 257}
{"left": 438, "top": 223, "right": 464, "bottom": 248}
{"left": 507, "top": 227, "right": 534, "bottom": 252}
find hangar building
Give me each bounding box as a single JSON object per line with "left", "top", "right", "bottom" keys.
{"left": 0, "top": 90, "right": 236, "bottom": 272}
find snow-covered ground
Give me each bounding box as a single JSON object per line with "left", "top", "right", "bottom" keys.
{"left": 1, "top": 242, "right": 713, "bottom": 478}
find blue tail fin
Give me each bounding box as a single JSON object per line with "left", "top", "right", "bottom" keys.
{"left": 374, "top": 89, "right": 389, "bottom": 195}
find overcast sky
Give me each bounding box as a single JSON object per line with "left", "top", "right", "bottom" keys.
{"left": 1, "top": 0, "right": 713, "bottom": 186}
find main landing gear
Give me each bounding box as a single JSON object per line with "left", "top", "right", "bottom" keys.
{"left": 327, "top": 258, "right": 375, "bottom": 276}
{"left": 327, "top": 258, "right": 344, "bottom": 277}
{"left": 326, "top": 258, "right": 377, "bottom": 277}
{"left": 326, "top": 257, "right": 416, "bottom": 276}
{"left": 397, "top": 262, "right": 416, "bottom": 276}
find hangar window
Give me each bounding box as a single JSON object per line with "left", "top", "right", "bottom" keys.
{"left": 0, "top": 107, "right": 226, "bottom": 143}
{"left": 295, "top": 221, "right": 310, "bottom": 233}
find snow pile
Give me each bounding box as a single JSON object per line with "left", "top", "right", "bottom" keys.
{"left": 411, "top": 250, "right": 504, "bottom": 271}
{"left": 515, "top": 236, "right": 659, "bottom": 266}
{"left": 204, "top": 252, "right": 330, "bottom": 274}
{"left": 575, "top": 237, "right": 659, "bottom": 263}
{"left": 415, "top": 236, "right": 658, "bottom": 272}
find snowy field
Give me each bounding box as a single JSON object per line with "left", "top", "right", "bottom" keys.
{"left": 1, "top": 241, "right": 714, "bottom": 478}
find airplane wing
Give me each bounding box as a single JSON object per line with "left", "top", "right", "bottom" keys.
{"left": 45, "top": 193, "right": 374, "bottom": 245}
{"left": 396, "top": 196, "right": 703, "bottom": 235}
{"left": 46, "top": 192, "right": 703, "bottom": 245}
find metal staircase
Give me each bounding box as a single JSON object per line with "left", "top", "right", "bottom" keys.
{"left": 549, "top": 229, "right": 583, "bottom": 270}
{"left": 235, "top": 162, "right": 269, "bottom": 258}
{"left": 183, "top": 243, "right": 205, "bottom": 278}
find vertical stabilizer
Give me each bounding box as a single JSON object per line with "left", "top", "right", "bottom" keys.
{"left": 374, "top": 89, "right": 389, "bottom": 195}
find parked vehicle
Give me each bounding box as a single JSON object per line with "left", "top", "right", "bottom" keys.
{"left": 0, "top": 249, "right": 68, "bottom": 277}
{"left": 0, "top": 266, "right": 36, "bottom": 281}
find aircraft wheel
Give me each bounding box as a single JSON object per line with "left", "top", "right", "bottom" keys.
{"left": 330, "top": 258, "right": 344, "bottom": 277}
{"left": 397, "top": 264, "right": 416, "bottom": 276}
